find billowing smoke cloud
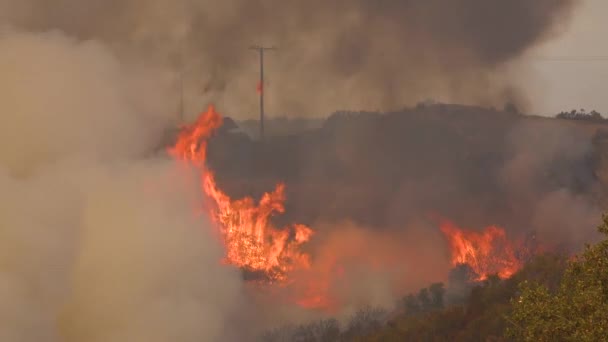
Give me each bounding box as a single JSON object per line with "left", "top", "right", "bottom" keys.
{"left": 0, "top": 0, "right": 578, "bottom": 117}
{"left": 501, "top": 121, "right": 603, "bottom": 249}
{"left": 0, "top": 28, "right": 243, "bottom": 341}
{"left": 59, "top": 163, "right": 244, "bottom": 342}
{"left": 0, "top": 1, "right": 597, "bottom": 338}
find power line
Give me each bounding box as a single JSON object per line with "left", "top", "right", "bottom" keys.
{"left": 530, "top": 56, "right": 608, "bottom": 62}
{"left": 249, "top": 45, "right": 277, "bottom": 141}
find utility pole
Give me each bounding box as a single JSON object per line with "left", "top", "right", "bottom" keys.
{"left": 178, "top": 65, "right": 184, "bottom": 123}
{"left": 176, "top": 43, "right": 185, "bottom": 124}
{"left": 249, "top": 45, "right": 276, "bottom": 141}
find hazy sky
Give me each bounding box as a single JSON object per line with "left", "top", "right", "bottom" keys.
{"left": 529, "top": 0, "right": 608, "bottom": 115}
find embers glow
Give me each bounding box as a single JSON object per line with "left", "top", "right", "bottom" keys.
{"left": 169, "top": 105, "right": 313, "bottom": 282}
{"left": 439, "top": 220, "right": 523, "bottom": 281}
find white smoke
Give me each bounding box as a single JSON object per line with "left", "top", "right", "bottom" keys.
{"left": 0, "top": 28, "right": 243, "bottom": 341}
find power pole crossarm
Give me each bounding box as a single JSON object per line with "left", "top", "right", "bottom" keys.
{"left": 249, "top": 45, "right": 277, "bottom": 141}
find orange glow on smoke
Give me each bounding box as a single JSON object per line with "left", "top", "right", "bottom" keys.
{"left": 439, "top": 220, "right": 522, "bottom": 281}
{"left": 293, "top": 255, "right": 344, "bottom": 312}
{"left": 168, "top": 105, "right": 313, "bottom": 282}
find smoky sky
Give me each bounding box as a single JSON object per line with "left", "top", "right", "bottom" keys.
{"left": 0, "top": 0, "right": 578, "bottom": 117}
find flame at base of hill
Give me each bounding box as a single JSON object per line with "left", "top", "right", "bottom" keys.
{"left": 168, "top": 105, "right": 313, "bottom": 283}
{"left": 439, "top": 220, "right": 524, "bottom": 281}
{"left": 168, "top": 105, "right": 537, "bottom": 314}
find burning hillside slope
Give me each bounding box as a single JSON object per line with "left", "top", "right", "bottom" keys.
{"left": 439, "top": 219, "right": 524, "bottom": 281}
{"left": 168, "top": 105, "right": 314, "bottom": 283}
{"left": 208, "top": 105, "right": 604, "bottom": 253}
{"left": 167, "top": 105, "right": 558, "bottom": 316}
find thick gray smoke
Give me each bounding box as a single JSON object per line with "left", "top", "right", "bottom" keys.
{"left": 0, "top": 28, "right": 244, "bottom": 341}
{"left": 0, "top": 1, "right": 595, "bottom": 339}
{"left": 0, "top": 0, "right": 578, "bottom": 118}
{"left": 501, "top": 120, "right": 603, "bottom": 249}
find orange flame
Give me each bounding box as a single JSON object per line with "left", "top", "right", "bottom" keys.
{"left": 439, "top": 220, "right": 522, "bottom": 281}
{"left": 169, "top": 105, "right": 313, "bottom": 282}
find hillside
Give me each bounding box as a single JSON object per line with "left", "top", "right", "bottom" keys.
{"left": 158, "top": 103, "right": 608, "bottom": 340}
{"left": 207, "top": 104, "right": 608, "bottom": 238}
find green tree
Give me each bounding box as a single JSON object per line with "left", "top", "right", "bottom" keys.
{"left": 507, "top": 215, "right": 608, "bottom": 341}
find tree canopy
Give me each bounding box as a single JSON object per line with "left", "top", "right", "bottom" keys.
{"left": 508, "top": 215, "right": 608, "bottom": 341}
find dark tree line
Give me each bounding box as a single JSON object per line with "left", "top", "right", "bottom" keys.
{"left": 556, "top": 109, "right": 605, "bottom": 122}
{"left": 259, "top": 306, "right": 387, "bottom": 342}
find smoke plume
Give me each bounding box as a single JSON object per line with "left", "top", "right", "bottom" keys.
{"left": 0, "top": 0, "right": 578, "bottom": 117}
{"left": 0, "top": 1, "right": 597, "bottom": 339}
{"left": 501, "top": 120, "right": 603, "bottom": 249}
{"left": 0, "top": 28, "right": 243, "bottom": 341}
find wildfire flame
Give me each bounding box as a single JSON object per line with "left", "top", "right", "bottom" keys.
{"left": 167, "top": 106, "right": 530, "bottom": 310}
{"left": 439, "top": 220, "right": 523, "bottom": 281}
{"left": 168, "top": 105, "right": 313, "bottom": 282}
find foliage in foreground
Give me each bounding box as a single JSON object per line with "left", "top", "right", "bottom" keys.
{"left": 507, "top": 216, "right": 608, "bottom": 341}
{"left": 260, "top": 255, "right": 567, "bottom": 341}
{"left": 260, "top": 215, "right": 608, "bottom": 341}
{"left": 362, "top": 254, "right": 566, "bottom": 342}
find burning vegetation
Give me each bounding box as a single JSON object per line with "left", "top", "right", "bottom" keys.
{"left": 151, "top": 104, "right": 607, "bottom": 342}
{"left": 166, "top": 105, "right": 558, "bottom": 318}
{"left": 439, "top": 219, "right": 523, "bottom": 281}
{"left": 168, "top": 105, "right": 314, "bottom": 283}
